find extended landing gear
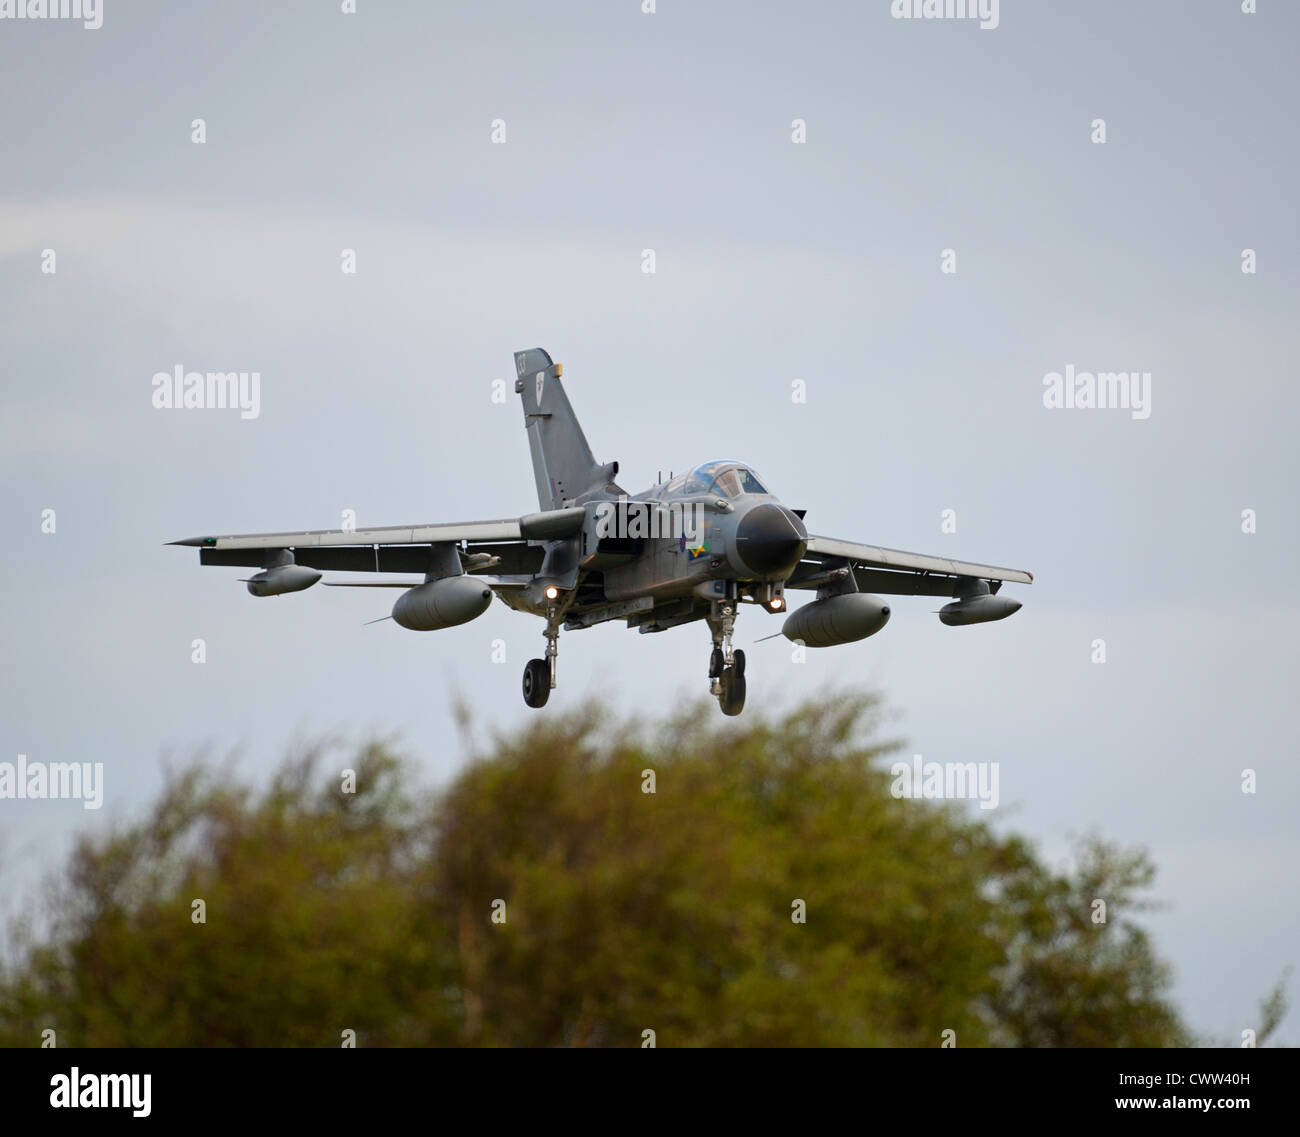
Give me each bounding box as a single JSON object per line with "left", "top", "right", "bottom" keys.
{"left": 708, "top": 600, "right": 747, "bottom": 716}
{"left": 719, "top": 650, "right": 746, "bottom": 716}
{"left": 523, "top": 591, "right": 563, "bottom": 709}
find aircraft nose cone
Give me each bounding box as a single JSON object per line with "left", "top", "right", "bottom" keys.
{"left": 735, "top": 504, "right": 808, "bottom": 577}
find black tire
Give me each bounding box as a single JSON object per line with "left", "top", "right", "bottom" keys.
{"left": 523, "top": 658, "right": 550, "bottom": 708}
{"left": 709, "top": 647, "right": 725, "bottom": 678}
{"left": 732, "top": 648, "right": 746, "bottom": 678}
{"left": 718, "top": 666, "right": 746, "bottom": 716}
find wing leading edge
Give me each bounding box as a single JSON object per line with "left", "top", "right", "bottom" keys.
{"left": 791, "top": 535, "right": 1032, "bottom": 597}
{"left": 169, "top": 518, "right": 523, "bottom": 551}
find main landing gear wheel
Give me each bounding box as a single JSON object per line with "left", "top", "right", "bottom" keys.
{"left": 522, "top": 658, "right": 550, "bottom": 708}
{"left": 707, "top": 596, "right": 746, "bottom": 714}
{"left": 718, "top": 666, "right": 746, "bottom": 716}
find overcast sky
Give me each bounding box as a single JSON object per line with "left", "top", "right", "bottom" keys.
{"left": 2, "top": 0, "right": 1296, "bottom": 1045}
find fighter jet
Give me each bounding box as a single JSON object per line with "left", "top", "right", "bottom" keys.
{"left": 171, "top": 348, "right": 1031, "bottom": 715}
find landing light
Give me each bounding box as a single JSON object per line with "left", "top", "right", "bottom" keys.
{"left": 770, "top": 597, "right": 784, "bottom": 611}
{"left": 545, "top": 586, "right": 559, "bottom": 600}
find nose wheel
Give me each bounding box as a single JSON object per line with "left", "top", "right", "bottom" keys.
{"left": 708, "top": 600, "right": 747, "bottom": 715}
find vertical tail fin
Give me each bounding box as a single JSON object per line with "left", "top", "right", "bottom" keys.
{"left": 514, "top": 348, "right": 620, "bottom": 510}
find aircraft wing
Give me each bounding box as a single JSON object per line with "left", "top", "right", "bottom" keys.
{"left": 790, "top": 535, "right": 1032, "bottom": 597}
{"left": 167, "top": 514, "right": 573, "bottom": 576}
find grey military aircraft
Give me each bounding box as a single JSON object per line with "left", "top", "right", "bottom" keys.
{"left": 172, "top": 347, "right": 1031, "bottom": 715}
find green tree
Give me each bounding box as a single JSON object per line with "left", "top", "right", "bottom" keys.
{"left": 0, "top": 694, "right": 1195, "bottom": 1047}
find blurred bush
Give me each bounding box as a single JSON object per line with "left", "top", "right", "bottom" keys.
{"left": 0, "top": 693, "right": 1189, "bottom": 1047}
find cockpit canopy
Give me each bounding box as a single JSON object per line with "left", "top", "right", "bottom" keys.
{"left": 661, "top": 461, "right": 770, "bottom": 500}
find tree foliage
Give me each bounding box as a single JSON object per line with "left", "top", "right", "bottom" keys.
{"left": 0, "top": 694, "right": 1193, "bottom": 1046}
